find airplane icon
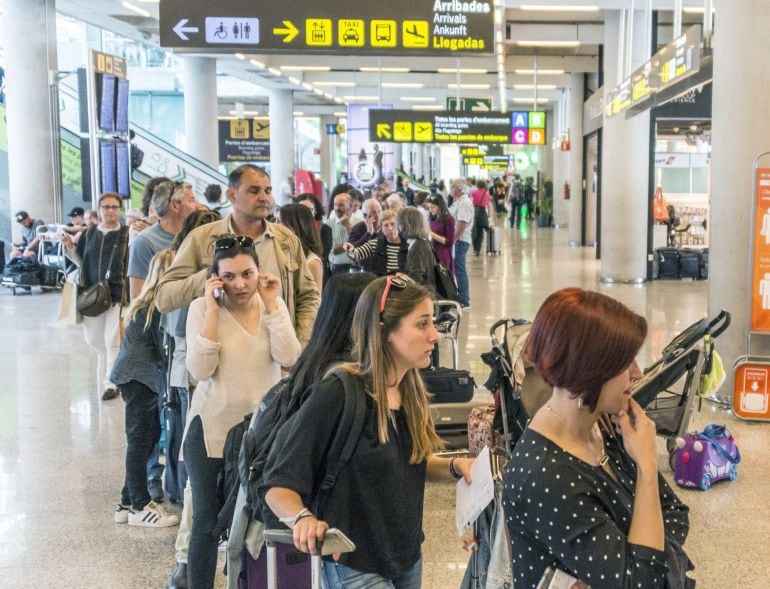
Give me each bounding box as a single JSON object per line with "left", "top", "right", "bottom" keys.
{"left": 405, "top": 24, "right": 426, "bottom": 39}
{"left": 254, "top": 122, "right": 269, "bottom": 133}
{"left": 416, "top": 124, "right": 430, "bottom": 133}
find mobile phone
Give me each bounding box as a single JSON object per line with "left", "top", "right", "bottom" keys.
{"left": 320, "top": 528, "right": 356, "bottom": 556}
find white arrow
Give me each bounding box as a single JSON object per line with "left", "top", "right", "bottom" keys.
{"left": 173, "top": 18, "right": 199, "bottom": 41}
{"left": 752, "top": 381, "right": 760, "bottom": 391}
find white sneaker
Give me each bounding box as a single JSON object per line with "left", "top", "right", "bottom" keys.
{"left": 114, "top": 503, "right": 131, "bottom": 524}
{"left": 128, "top": 501, "right": 180, "bottom": 528}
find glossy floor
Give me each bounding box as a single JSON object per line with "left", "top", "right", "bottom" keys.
{"left": 0, "top": 222, "right": 764, "bottom": 588}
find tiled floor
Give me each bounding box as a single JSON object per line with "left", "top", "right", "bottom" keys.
{"left": 1, "top": 219, "right": 765, "bottom": 588}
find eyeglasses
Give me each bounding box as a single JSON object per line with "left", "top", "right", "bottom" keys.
{"left": 379, "top": 273, "right": 413, "bottom": 314}
{"left": 214, "top": 234, "right": 254, "bottom": 251}
{"left": 100, "top": 205, "right": 121, "bottom": 210}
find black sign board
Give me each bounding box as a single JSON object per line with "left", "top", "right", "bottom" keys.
{"left": 159, "top": 0, "right": 494, "bottom": 56}
{"left": 218, "top": 119, "right": 270, "bottom": 163}
{"left": 369, "top": 110, "right": 547, "bottom": 145}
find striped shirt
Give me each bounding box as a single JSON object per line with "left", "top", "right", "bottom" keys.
{"left": 349, "top": 238, "right": 402, "bottom": 273}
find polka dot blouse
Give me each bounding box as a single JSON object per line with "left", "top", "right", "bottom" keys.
{"left": 501, "top": 428, "right": 690, "bottom": 588}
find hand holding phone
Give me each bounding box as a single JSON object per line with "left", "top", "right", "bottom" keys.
{"left": 205, "top": 273, "right": 224, "bottom": 309}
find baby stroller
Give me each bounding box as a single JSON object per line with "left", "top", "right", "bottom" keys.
{"left": 632, "top": 310, "right": 731, "bottom": 468}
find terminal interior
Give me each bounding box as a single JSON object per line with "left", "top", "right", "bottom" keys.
{"left": 2, "top": 0, "right": 770, "bottom": 587}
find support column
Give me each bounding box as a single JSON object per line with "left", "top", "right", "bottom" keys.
{"left": 568, "top": 74, "right": 585, "bottom": 245}
{"left": 414, "top": 144, "right": 424, "bottom": 183}
{"left": 319, "top": 115, "right": 334, "bottom": 192}
{"left": 552, "top": 96, "right": 569, "bottom": 228}
{"left": 182, "top": 57, "right": 219, "bottom": 168}
{"left": 268, "top": 89, "right": 294, "bottom": 187}
{"left": 709, "top": 0, "right": 770, "bottom": 388}
{"left": 3, "top": 0, "right": 58, "bottom": 229}
{"left": 393, "top": 142, "right": 402, "bottom": 181}
{"left": 599, "top": 9, "right": 650, "bottom": 282}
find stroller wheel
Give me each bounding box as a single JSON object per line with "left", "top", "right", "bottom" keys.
{"left": 668, "top": 451, "right": 677, "bottom": 472}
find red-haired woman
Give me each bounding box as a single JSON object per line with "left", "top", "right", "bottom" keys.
{"left": 502, "top": 288, "right": 691, "bottom": 589}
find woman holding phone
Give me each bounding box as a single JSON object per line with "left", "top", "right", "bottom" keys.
{"left": 502, "top": 288, "right": 691, "bottom": 589}
{"left": 184, "top": 234, "right": 301, "bottom": 589}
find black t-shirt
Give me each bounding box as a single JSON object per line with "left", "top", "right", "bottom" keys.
{"left": 260, "top": 374, "right": 427, "bottom": 579}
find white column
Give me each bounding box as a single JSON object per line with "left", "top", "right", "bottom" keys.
{"left": 552, "top": 97, "right": 569, "bottom": 228}
{"left": 709, "top": 0, "right": 770, "bottom": 388}
{"left": 319, "top": 115, "right": 334, "bottom": 192}
{"left": 268, "top": 89, "right": 294, "bottom": 186}
{"left": 568, "top": 74, "right": 585, "bottom": 245}
{"left": 393, "top": 142, "right": 402, "bottom": 180}
{"left": 414, "top": 144, "right": 424, "bottom": 182}
{"left": 182, "top": 57, "right": 219, "bottom": 168}
{"left": 600, "top": 9, "right": 650, "bottom": 283}
{"left": 2, "top": 0, "right": 58, "bottom": 227}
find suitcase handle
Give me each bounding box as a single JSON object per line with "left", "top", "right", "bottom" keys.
{"left": 264, "top": 529, "right": 324, "bottom": 589}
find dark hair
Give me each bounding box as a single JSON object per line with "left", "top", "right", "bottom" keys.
{"left": 210, "top": 238, "right": 260, "bottom": 276}
{"left": 279, "top": 204, "right": 323, "bottom": 258}
{"left": 426, "top": 193, "right": 450, "bottom": 220}
{"left": 476, "top": 179, "right": 487, "bottom": 189}
{"left": 141, "top": 176, "right": 170, "bottom": 216}
{"left": 171, "top": 209, "right": 222, "bottom": 251}
{"left": 228, "top": 164, "right": 268, "bottom": 189}
{"left": 98, "top": 192, "right": 122, "bottom": 208}
{"left": 295, "top": 193, "right": 325, "bottom": 222}
{"left": 328, "top": 183, "right": 353, "bottom": 215}
{"left": 526, "top": 288, "right": 648, "bottom": 411}
{"left": 204, "top": 184, "right": 223, "bottom": 204}
{"left": 289, "top": 273, "right": 377, "bottom": 399}
{"left": 413, "top": 192, "right": 429, "bottom": 207}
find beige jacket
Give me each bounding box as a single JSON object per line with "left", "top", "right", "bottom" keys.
{"left": 154, "top": 218, "right": 320, "bottom": 345}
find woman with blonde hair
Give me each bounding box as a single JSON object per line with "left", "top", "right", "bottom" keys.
{"left": 262, "top": 274, "right": 474, "bottom": 588}
{"left": 111, "top": 249, "right": 180, "bottom": 528}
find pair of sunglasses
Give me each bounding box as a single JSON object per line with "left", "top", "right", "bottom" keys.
{"left": 380, "top": 273, "right": 414, "bottom": 314}
{"left": 214, "top": 234, "right": 254, "bottom": 251}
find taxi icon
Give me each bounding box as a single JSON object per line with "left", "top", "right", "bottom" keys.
{"left": 343, "top": 27, "right": 359, "bottom": 43}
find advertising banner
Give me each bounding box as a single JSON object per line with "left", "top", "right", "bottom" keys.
{"left": 751, "top": 166, "right": 770, "bottom": 332}
{"left": 218, "top": 118, "right": 271, "bottom": 162}
{"left": 347, "top": 104, "right": 394, "bottom": 191}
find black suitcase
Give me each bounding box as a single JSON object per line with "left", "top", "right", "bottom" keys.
{"left": 700, "top": 248, "right": 709, "bottom": 280}
{"left": 679, "top": 249, "right": 701, "bottom": 280}
{"left": 421, "top": 367, "right": 475, "bottom": 403}
{"left": 657, "top": 248, "right": 680, "bottom": 279}
{"left": 39, "top": 264, "right": 60, "bottom": 287}
{"left": 0, "top": 240, "right": 5, "bottom": 274}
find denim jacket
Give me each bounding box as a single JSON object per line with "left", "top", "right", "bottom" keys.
{"left": 110, "top": 307, "right": 166, "bottom": 395}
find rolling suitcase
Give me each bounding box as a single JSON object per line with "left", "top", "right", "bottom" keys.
{"left": 486, "top": 226, "right": 501, "bottom": 254}
{"left": 657, "top": 247, "right": 680, "bottom": 279}
{"left": 430, "top": 387, "right": 494, "bottom": 449}
{"left": 679, "top": 249, "right": 701, "bottom": 280}
{"left": 700, "top": 248, "right": 709, "bottom": 280}
{"left": 238, "top": 541, "right": 313, "bottom": 589}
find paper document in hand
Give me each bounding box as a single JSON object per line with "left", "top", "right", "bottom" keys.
{"left": 455, "top": 446, "right": 495, "bottom": 534}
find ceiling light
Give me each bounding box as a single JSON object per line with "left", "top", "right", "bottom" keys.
{"left": 313, "top": 81, "right": 356, "bottom": 87}
{"left": 515, "top": 69, "right": 565, "bottom": 75}
{"left": 447, "top": 83, "right": 491, "bottom": 90}
{"left": 689, "top": 124, "right": 699, "bottom": 131}
{"left": 343, "top": 95, "right": 380, "bottom": 101}
{"left": 121, "top": 1, "right": 151, "bottom": 17}
{"left": 359, "top": 67, "right": 410, "bottom": 73}
{"left": 381, "top": 82, "right": 424, "bottom": 89}
{"left": 135, "top": 0, "right": 160, "bottom": 3}
{"left": 512, "top": 97, "right": 550, "bottom": 104}
{"left": 288, "top": 76, "right": 301, "bottom": 85}
{"left": 234, "top": 53, "right": 245, "bottom": 60}
{"left": 250, "top": 59, "right": 265, "bottom": 68}
{"left": 268, "top": 67, "right": 281, "bottom": 76}
{"left": 412, "top": 105, "right": 444, "bottom": 111}
{"left": 683, "top": 7, "right": 715, "bottom": 13}
{"left": 520, "top": 5, "right": 600, "bottom": 11}
{"left": 400, "top": 96, "right": 436, "bottom": 102}
{"left": 280, "top": 65, "right": 331, "bottom": 72}
{"left": 217, "top": 116, "right": 238, "bottom": 120}
{"left": 293, "top": 111, "right": 304, "bottom": 116}
{"left": 516, "top": 40, "right": 581, "bottom": 48}
{"left": 334, "top": 111, "right": 347, "bottom": 117}
{"left": 228, "top": 109, "right": 260, "bottom": 116}
{"left": 313, "top": 88, "right": 324, "bottom": 95}
{"left": 334, "top": 97, "right": 344, "bottom": 103}
{"left": 514, "top": 84, "right": 557, "bottom": 90}
{"left": 302, "top": 82, "right": 313, "bottom": 91}
{"left": 437, "top": 68, "right": 488, "bottom": 74}
{"left": 323, "top": 92, "right": 334, "bottom": 100}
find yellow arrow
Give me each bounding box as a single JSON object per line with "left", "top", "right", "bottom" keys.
{"left": 376, "top": 123, "right": 392, "bottom": 140}
{"left": 273, "top": 20, "right": 299, "bottom": 43}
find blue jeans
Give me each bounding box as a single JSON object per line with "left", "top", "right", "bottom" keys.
{"left": 164, "top": 386, "right": 189, "bottom": 503}
{"left": 454, "top": 240, "right": 470, "bottom": 306}
{"left": 120, "top": 380, "right": 161, "bottom": 510}
{"left": 322, "top": 558, "right": 422, "bottom": 589}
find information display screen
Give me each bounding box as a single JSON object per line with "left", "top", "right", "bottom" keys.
{"left": 116, "top": 79, "right": 129, "bottom": 134}
{"left": 99, "top": 74, "right": 116, "bottom": 133}
{"left": 100, "top": 140, "right": 117, "bottom": 193}
{"left": 115, "top": 141, "right": 131, "bottom": 197}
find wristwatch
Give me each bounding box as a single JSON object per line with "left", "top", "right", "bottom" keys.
{"left": 279, "top": 507, "right": 315, "bottom": 528}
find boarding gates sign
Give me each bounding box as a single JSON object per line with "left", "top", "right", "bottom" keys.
{"left": 159, "top": 0, "right": 494, "bottom": 56}
{"left": 369, "top": 110, "right": 546, "bottom": 145}
{"left": 218, "top": 119, "right": 270, "bottom": 163}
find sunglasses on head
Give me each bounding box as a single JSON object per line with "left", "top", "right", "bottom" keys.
{"left": 379, "top": 273, "right": 414, "bottom": 314}
{"left": 214, "top": 234, "right": 254, "bottom": 251}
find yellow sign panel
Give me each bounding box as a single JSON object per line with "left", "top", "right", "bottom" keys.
{"left": 371, "top": 20, "right": 397, "bottom": 48}
{"left": 414, "top": 122, "right": 433, "bottom": 142}
{"left": 402, "top": 21, "right": 429, "bottom": 48}
{"left": 306, "top": 19, "right": 333, "bottom": 46}
{"left": 230, "top": 120, "right": 250, "bottom": 139}
{"left": 338, "top": 19, "right": 364, "bottom": 47}
{"left": 393, "top": 121, "right": 413, "bottom": 142}
{"left": 252, "top": 119, "right": 270, "bottom": 139}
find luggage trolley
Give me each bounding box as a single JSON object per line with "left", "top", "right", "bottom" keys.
{"left": 36, "top": 224, "right": 67, "bottom": 290}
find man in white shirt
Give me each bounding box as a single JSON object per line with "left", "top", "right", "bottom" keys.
{"left": 275, "top": 174, "right": 295, "bottom": 210}
{"left": 448, "top": 179, "right": 474, "bottom": 308}
{"left": 325, "top": 192, "right": 355, "bottom": 274}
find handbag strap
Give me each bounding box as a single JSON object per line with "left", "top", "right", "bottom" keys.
{"left": 697, "top": 424, "right": 741, "bottom": 464}
{"left": 102, "top": 226, "right": 124, "bottom": 281}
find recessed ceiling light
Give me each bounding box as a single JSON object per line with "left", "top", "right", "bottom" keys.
{"left": 673, "top": 126, "right": 680, "bottom": 132}
{"left": 250, "top": 59, "right": 265, "bottom": 68}
{"left": 217, "top": 116, "right": 238, "bottom": 120}
{"left": 436, "top": 68, "right": 488, "bottom": 74}
{"left": 293, "top": 111, "right": 304, "bottom": 116}
{"left": 334, "top": 97, "right": 344, "bottom": 103}
{"left": 515, "top": 69, "right": 565, "bottom": 75}
{"left": 512, "top": 97, "right": 550, "bottom": 104}
{"left": 343, "top": 95, "right": 380, "bottom": 101}
{"left": 689, "top": 124, "right": 699, "bottom": 131}
{"left": 334, "top": 111, "right": 347, "bottom": 117}
{"left": 411, "top": 105, "right": 444, "bottom": 111}
{"left": 381, "top": 82, "right": 424, "bottom": 89}
{"left": 313, "top": 88, "right": 324, "bottom": 95}
{"left": 268, "top": 67, "right": 281, "bottom": 76}
{"left": 520, "top": 5, "right": 599, "bottom": 11}
{"left": 447, "top": 83, "right": 491, "bottom": 90}
{"left": 280, "top": 66, "right": 331, "bottom": 72}
{"left": 234, "top": 53, "right": 246, "bottom": 60}
{"left": 514, "top": 84, "right": 557, "bottom": 90}
{"left": 359, "top": 67, "right": 410, "bottom": 73}
{"left": 302, "top": 82, "right": 313, "bottom": 91}
{"left": 121, "top": 1, "right": 150, "bottom": 18}
{"left": 288, "top": 76, "right": 301, "bottom": 85}
{"left": 683, "top": 7, "right": 715, "bottom": 13}
{"left": 516, "top": 40, "right": 581, "bottom": 48}
{"left": 323, "top": 92, "right": 334, "bottom": 100}
{"left": 135, "top": 0, "right": 160, "bottom": 3}
{"left": 400, "top": 96, "right": 436, "bottom": 102}
{"left": 313, "top": 81, "right": 356, "bottom": 87}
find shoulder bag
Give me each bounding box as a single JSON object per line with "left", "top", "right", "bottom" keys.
{"left": 77, "top": 227, "right": 123, "bottom": 317}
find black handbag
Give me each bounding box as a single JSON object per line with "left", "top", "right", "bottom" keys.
{"left": 420, "top": 366, "right": 475, "bottom": 403}
{"left": 76, "top": 227, "right": 123, "bottom": 317}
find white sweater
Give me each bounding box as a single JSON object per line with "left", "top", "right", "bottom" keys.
{"left": 185, "top": 295, "right": 301, "bottom": 458}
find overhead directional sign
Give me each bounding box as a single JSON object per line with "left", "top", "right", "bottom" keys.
{"left": 447, "top": 97, "right": 492, "bottom": 112}
{"left": 218, "top": 118, "right": 270, "bottom": 163}
{"left": 369, "top": 110, "right": 547, "bottom": 145}
{"left": 159, "top": 0, "right": 494, "bottom": 55}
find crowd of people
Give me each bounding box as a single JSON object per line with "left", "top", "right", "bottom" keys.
{"left": 35, "top": 165, "right": 691, "bottom": 588}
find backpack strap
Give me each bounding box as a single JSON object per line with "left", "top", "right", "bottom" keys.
{"left": 314, "top": 370, "right": 366, "bottom": 518}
